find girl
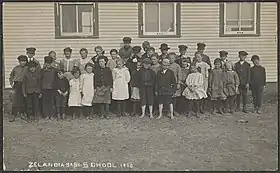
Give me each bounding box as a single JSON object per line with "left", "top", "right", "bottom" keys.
{"left": 92, "top": 46, "right": 108, "bottom": 68}
{"left": 68, "top": 67, "right": 82, "bottom": 120}
{"left": 77, "top": 48, "right": 93, "bottom": 74}
{"left": 208, "top": 58, "right": 227, "bottom": 114}
{"left": 112, "top": 59, "right": 131, "bottom": 117}
{"left": 60, "top": 47, "right": 78, "bottom": 81}
{"left": 193, "top": 52, "right": 210, "bottom": 113}
{"left": 55, "top": 69, "right": 70, "bottom": 120}
{"left": 150, "top": 53, "right": 161, "bottom": 74}
{"left": 168, "top": 52, "right": 182, "bottom": 117}
{"left": 182, "top": 63, "right": 208, "bottom": 117}
{"left": 130, "top": 61, "right": 142, "bottom": 116}
{"left": 223, "top": 63, "right": 239, "bottom": 114}
{"left": 107, "top": 49, "right": 120, "bottom": 71}
{"left": 80, "top": 63, "right": 95, "bottom": 119}
{"left": 92, "top": 56, "right": 113, "bottom": 119}
{"left": 179, "top": 60, "right": 190, "bottom": 116}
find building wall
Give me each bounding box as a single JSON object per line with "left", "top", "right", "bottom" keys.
{"left": 3, "top": 2, "right": 277, "bottom": 88}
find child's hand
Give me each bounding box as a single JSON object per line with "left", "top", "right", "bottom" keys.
{"left": 94, "top": 89, "right": 96, "bottom": 93}
{"left": 57, "top": 90, "right": 62, "bottom": 95}
{"left": 23, "top": 94, "right": 27, "bottom": 97}
{"left": 10, "top": 82, "right": 14, "bottom": 88}
{"left": 38, "top": 94, "right": 42, "bottom": 98}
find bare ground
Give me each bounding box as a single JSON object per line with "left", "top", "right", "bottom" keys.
{"left": 2, "top": 89, "right": 278, "bottom": 171}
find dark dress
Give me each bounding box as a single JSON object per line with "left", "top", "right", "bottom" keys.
{"left": 126, "top": 54, "right": 141, "bottom": 74}
{"left": 208, "top": 68, "right": 227, "bottom": 100}
{"left": 250, "top": 65, "right": 266, "bottom": 108}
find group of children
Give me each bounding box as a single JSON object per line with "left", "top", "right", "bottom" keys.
{"left": 8, "top": 37, "right": 266, "bottom": 122}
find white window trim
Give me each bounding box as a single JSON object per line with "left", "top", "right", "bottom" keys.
{"left": 142, "top": 3, "right": 177, "bottom": 36}
{"left": 224, "top": 2, "right": 257, "bottom": 35}
{"left": 59, "top": 2, "right": 95, "bottom": 36}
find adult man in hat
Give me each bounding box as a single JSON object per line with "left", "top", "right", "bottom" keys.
{"left": 26, "top": 47, "right": 41, "bottom": 69}
{"left": 159, "top": 43, "right": 170, "bottom": 63}
{"left": 219, "top": 50, "right": 234, "bottom": 71}
{"left": 141, "top": 46, "right": 155, "bottom": 59}
{"left": 126, "top": 46, "right": 142, "bottom": 74}
{"left": 195, "top": 43, "right": 211, "bottom": 68}
{"left": 175, "top": 45, "right": 191, "bottom": 68}
{"left": 119, "top": 37, "right": 133, "bottom": 62}
{"left": 234, "top": 51, "right": 251, "bottom": 113}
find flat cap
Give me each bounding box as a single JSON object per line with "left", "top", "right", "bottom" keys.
{"left": 142, "top": 41, "right": 150, "bottom": 48}
{"left": 132, "top": 46, "right": 142, "bottom": 53}
{"left": 142, "top": 58, "right": 152, "bottom": 64}
{"left": 219, "top": 50, "right": 228, "bottom": 56}
{"left": 178, "top": 45, "right": 188, "bottom": 50}
{"left": 159, "top": 43, "right": 170, "bottom": 50}
{"left": 238, "top": 51, "right": 248, "bottom": 56}
{"left": 27, "top": 60, "right": 38, "bottom": 68}
{"left": 63, "top": 47, "right": 72, "bottom": 52}
{"left": 17, "top": 55, "right": 28, "bottom": 61}
{"left": 197, "top": 43, "right": 206, "bottom": 48}
{"left": 26, "top": 47, "right": 36, "bottom": 53}
{"left": 123, "top": 37, "right": 132, "bottom": 43}
{"left": 44, "top": 56, "right": 53, "bottom": 63}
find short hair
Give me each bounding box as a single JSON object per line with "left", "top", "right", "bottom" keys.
{"left": 214, "top": 58, "right": 222, "bottom": 64}
{"left": 85, "top": 62, "right": 94, "bottom": 69}
{"left": 110, "top": 49, "right": 118, "bottom": 54}
{"left": 251, "top": 55, "right": 260, "bottom": 61}
{"left": 194, "top": 51, "right": 202, "bottom": 56}
{"left": 94, "top": 46, "right": 103, "bottom": 51}
{"left": 71, "top": 66, "right": 81, "bottom": 75}
{"left": 150, "top": 53, "right": 159, "bottom": 59}
{"left": 115, "top": 58, "right": 123, "bottom": 64}
{"left": 97, "top": 56, "right": 107, "bottom": 63}
{"left": 80, "top": 48, "right": 88, "bottom": 54}
{"left": 162, "top": 58, "right": 170, "bottom": 64}
{"left": 168, "top": 52, "right": 177, "bottom": 58}
{"left": 48, "top": 51, "right": 56, "bottom": 56}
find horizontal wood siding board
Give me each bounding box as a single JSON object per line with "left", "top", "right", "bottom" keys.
{"left": 3, "top": 2, "right": 277, "bottom": 88}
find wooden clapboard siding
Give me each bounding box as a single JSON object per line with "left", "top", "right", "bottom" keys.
{"left": 3, "top": 2, "right": 277, "bottom": 88}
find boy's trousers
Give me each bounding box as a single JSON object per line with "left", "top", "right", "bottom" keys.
{"left": 11, "top": 81, "right": 26, "bottom": 114}
{"left": 42, "top": 89, "right": 55, "bottom": 118}
{"left": 26, "top": 93, "right": 40, "bottom": 118}
{"left": 236, "top": 84, "right": 248, "bottom": 108}
{"left": 251, "top": 86, "right": 264, "bottom": 108}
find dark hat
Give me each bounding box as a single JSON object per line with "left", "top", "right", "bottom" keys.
{"left": 26, "top": 47, "right": 36, "bottom": 53}
{"left": 44, "top": 56, "right": 53, "bottom": 63}
{"left": 146, "top": 46, "right": 155, "bottom": 51}
{"left": 178, "top": 45, "right": 188, "bottom": 51}
{"left": 238, "top": 51, "right": 248, "bottom": 56}
{"left": 132, "top": 46, "right": 142, "bottom": 53}
{"left": 63, "top": 47, "right": 72, "bottom": 52}
{"left": 27, "top": 60, "right": 38, "bottom": 68}
{"left": 142, "top": 58, "right": 152, "bottom": 64}
{"left": 159, "top": 43, "right": 170, "bottom": 50}
{"left": 142, "top": 41, "right": 150, "bottom": 48}
{"left": 219, "top": 50, "right": 228, "bottom": 56}
{"left": 123, "top": 37, "right": 132, "bottom": 43}
{"left": 17, "top": 55, "right": 28, "bottom": 61}
{"left": 251, "top": 55, "right": 260, "bottom": 61}
{"left": 197, "top": 43, "right": 206, "bottom": 49}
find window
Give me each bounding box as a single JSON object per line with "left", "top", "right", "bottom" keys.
{"left": 138, "top": 3, "right": 181, "bottom": 37}
{"left": 55, "top": 2, "right": 98, "bottom": 39}
{"left": 220, "top": 2, "right": 260, "bottom": 37}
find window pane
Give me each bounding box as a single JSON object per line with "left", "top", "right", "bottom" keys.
{"left": 226, "top": 3, "right": 239, "bottom": 20}
{"left": 61, "top": 5, "right": 77, "bottom": 33}
{"left": 241, "top": 3, "right": 254, "bottom": 20}
{"left": 160, "top": 3, "right": 174, "bottom": 32}
{"left": 78, "top": 5, "right": 93, "bottom": 33}
{"left": 144, "top": 3, "right": 159, "bottom": 32}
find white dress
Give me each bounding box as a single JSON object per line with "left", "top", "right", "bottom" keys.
{"left": 80, "top": 73, "right": 95, "bottom": 106}
{"left": 68, "top": 78, "right": 82, "bottom": 107}
{"left": 112, "top": 67, "right": 131, "bottom": 100}
{"left": 196, "top": 61, "right": 210, "bottom": 92}
{"left": 182, "top": 72, "right": 208, "bottom": 100}
{"left": 77, "top": 57, "right": 93, "bottom": 74}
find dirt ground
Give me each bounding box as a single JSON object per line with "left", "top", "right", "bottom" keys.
{"left": 2, "top": 89, "right": 278, "bottom": 171}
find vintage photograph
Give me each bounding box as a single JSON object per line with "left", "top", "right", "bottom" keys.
{"left": 2, "top": 1, "right": 278, "bottom": 171}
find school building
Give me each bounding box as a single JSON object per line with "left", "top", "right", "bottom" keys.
{"left": 2, "top": 2, "right": 278, "bottom": 88}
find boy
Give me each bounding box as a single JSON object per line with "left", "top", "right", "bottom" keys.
{"left": 26, "top": 47, "right": 41, "bottom": 69}
{"left": 48, "top": 51, "right": 60, "bottom": 69}
{"left": 155, "top": 59, "right": 177, "bottom": 120}
{"left": 141, "top": 46, "right": 155, "bottom": 59}
{"left": 158, "top": 43, "right": 170, "bottom": 63}
{"left": 175, "top": 45, "right": 191, "bottom": 67}
{"left": 137, "top": 58, "right": 156, "bottom": 119}
{"left": 22, "top": 61, "right": 42, "bottom": 123}
{"left": 219, "top": 50, "right": 234, "bottom": 71}
{"left": 41, "top": 56, "right": 58, "bottom": 120}
{"left": 119, "top": 37, "right": 133, "bottom": 60}
{"left": 196, "top": 43, "right": 211, "bottom": 68}
{"left": 9, "top": 55, "right": 28, "bottom": 122}
{"left": 250, "top": 55, "right": 266, "bottom": 114}
{"left": 150, "top": 53, "right": 161, "bottom": 74}
{"left": 234, "top": 51, "right": 251, "bottom": 113}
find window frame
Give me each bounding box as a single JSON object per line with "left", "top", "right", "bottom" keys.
{"left": 54, "top": 2, "right": 99, "bottom": 39}
{"left": 138, "top": 3, "right": 181, "bottom": 38}
{"left": 220, "top": 2, "right": 260, "bottom": 37}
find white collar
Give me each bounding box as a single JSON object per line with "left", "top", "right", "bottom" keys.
{"left": 162, "top": 69, "right": 167, "bottom": 74}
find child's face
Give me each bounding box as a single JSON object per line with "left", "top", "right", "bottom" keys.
{"left": 95, "top": 48, "right": 102, "bottom": 56}
{"left": 64, "top": 51, "right": 71, "bottom": 58}
{"left": 169, "top": 55, "right": 176, "bottom": 63}
{"left": 226, "top": 64, "right": 232, "bottom": 71}
{"left": 162, "top": 61, "right": 170, "bottom": 70}
{"left": 161, "top": 49, "right": 168, "bottom": 55}
{"left": 196, "top": 54, "right": 202, "bottom": 62}
{"left": 151, "top": 56, "right": 158, "bottom": 65}
{"left": 143, "top": 63, "right": 151, "bottom": 69}
{"left": 116, "top": 60, "right": 123, "bottom": 68}
{"left": 110, "top": 52, "right": 118, "bottom": 59}
{"left": 214, "top": 62, "right": 221, "bottom": 69}
{"left": 182, "top": 61, "right": 189, "bottom": 68}
{"left": 99, "top": 59, "right": 106, "bottom": 68}
{"left": 190, "top": 66, "right": 197, "bottom": 73}
{"left": 57, "top": 72, "right": 64, "bottom": 79}
{"left": 80, "top": 50, "right": 88, "bottom": 59}
{"left": 197, "top": 48, "right": 204, "bottom": 53}
{"left": 179, "top": 50, "right": 187, "bottom": 55}
{"left": 239, "top": 55, "right": 246, "bottom": 61}
{"left": 252, "top": 59, "right": 260, "bottom": 66}
{"left": 45, "top": 63, "right": 52, "bottom": 68}
{"left": 19, "top": 60, "right": 27, "bottom": 66}
{"left": 86, "top": 66, "right": 93, "bottom": 73}
{"left": 136, "top": 62, "right": 142, "bottom": 69}
{"left": 27, "top": 52, "right": 35, "bottom": 58}
{"left": 49, "top": 52, "right": 56, "bottom": 60}
{"left": 29, "top": 67, "right": 36, "bottom": 73}
{"left": 73, "top": 71, "right": 80, "bottom": 79}
{"left": 220, "top": 55, "right": 227, "bottom": 61}
{"left": 124, "top": 43, "right": 130, "bottom": 48}
{"left": 147, "top": 49, "right": 154, "bottom": 56}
